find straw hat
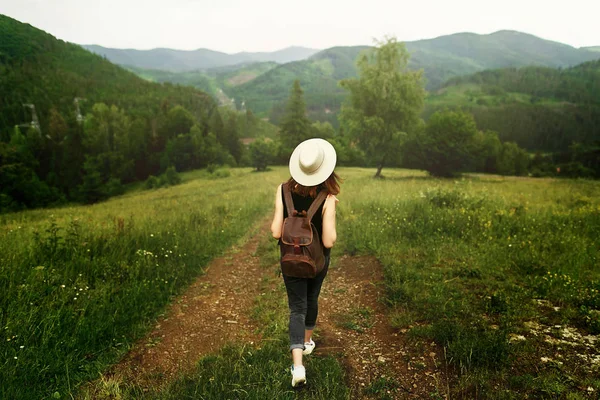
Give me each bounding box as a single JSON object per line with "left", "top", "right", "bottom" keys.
{"left": 289, "top": 138, "right": 337, "bottom": 186}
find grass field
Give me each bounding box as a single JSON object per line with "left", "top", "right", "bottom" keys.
{"left": 0, "top": 168, "right": 284, "bottom": 399}
{"left": 2, "top": 166, "right": 599, "bottom": 399}
{"left": 337, "top": 168, "right": 600, "bottom": 398}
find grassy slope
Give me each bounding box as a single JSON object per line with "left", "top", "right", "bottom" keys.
{"left": 337, "top": 168, "right": 600, "bottom": 398}
{"left": 3, "top": 166, "right": 599, "bottom": 398}
{"left": 0, "top": 168, "right": 283, "bottom": 399}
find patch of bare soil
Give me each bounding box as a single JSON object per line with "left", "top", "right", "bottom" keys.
{"left": 317, "top": 254, "right": 449, "bottom": 399}
{"left": 95, "top": 219, "right": 272, "bottom": 390}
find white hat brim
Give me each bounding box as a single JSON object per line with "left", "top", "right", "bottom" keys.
{"left": 289, "top": 138, "right": 337, "bottom": 186}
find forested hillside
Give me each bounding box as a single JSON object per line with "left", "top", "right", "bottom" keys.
{"left": 427, "top": 60, "right": 600, "bottom": 151}
{"left": 125, "top": 61, "right": 279, "bottom": 102}
{"left": 82, "top": 44, "right": 319, "bottom": 71}
{"left": 224, "top": 31, "right": 599, "bottom": 119}
{"left": 0, "top": 14, "right": 275, "bottom": 212}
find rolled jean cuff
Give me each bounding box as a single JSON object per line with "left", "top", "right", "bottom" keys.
{"left": 290, "top": 343, "right": 304, "bottom": 351}
{"left": 305, "top": 325, "right": 315, "bottom": 330}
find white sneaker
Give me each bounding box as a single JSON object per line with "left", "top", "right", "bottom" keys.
{"left": 302, "top": 339, "right": 315, "bottom": 355}
{"left": 291, "top": 365, "right": 306, "bottom": 387}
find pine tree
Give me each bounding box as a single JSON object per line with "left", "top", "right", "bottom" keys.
{"left": 279, "top": 80, "right": 311, "bottom": 158}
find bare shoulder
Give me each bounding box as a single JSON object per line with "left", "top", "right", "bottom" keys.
{"left": 323, "top": 193, "right": 339, "bottom": 212}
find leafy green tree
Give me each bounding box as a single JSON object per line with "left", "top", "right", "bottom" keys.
{"left": 162, "top": 134, "right": 194, "bottom": 172}
{"left": 249, "top": 137, "right": 276, "bottom": 171}
{"left": 417, "top": 110, "right": 480, "bottom": 177}
{"left": 497, "top": 142, "right": 530, "bottom": 176}
{"left": 311, "top": 121, "right": 336, "bottom": 139}
{"left": 472, "top": 130, "right": 502, "bottom": 173}
{"left": 279, "top": 80, "right": 312, "bottom": 159}
{"left": 340, "top": 37, "right": 425, "bottom": 177}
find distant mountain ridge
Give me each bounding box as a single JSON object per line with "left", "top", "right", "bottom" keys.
{"left": 226, "top": 30, "right": 599, "bottom": 121}
{"left": 81, "top": 44, "right": 320, "bottom": 71}
{"left": 84, "top": 30, "right": 600, "bottom": 127}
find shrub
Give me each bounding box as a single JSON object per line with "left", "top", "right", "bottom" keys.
{"left": 103, "top": 178, "right": 125, "bottom": 197}
{"left": 144, "top": 175, "right": 159, "bottom": 189}
{"left": 211, "top": 168, "right": 231, "bottom": 179}
{"left": 163, "top": 166, "right": 182, "bottom": 186}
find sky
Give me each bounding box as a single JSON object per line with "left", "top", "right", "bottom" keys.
{"left": 1, "top": 0, "right": 598, "bottom": 53}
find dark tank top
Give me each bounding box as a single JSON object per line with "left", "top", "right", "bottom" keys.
{"left": 282, "top": 185, "right": 331, "bottom": 257}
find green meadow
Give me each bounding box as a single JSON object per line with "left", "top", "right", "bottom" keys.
{"left": 2, "top": 167, "right": 599, "bottom": 399}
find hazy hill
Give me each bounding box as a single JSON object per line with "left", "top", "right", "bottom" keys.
{"left": 584, "top": 46, "right": 600, "bottom": 53}
{"left": 226, "top": 31, "right": 599, "bottom": 120}
{"left": 126, "top": 61, "right": 279, "bottom": 103}
{"left": 82, "top": 44, "right": 319, "bottom": 71}
{"left": 425, "top": 60, "right": 600, "bottom": 151}
{"left": 0, "top": 14, "right": 216, "bottom": 137}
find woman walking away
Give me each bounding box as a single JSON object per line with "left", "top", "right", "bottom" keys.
{"left": 270, "top": 138, "right": 341, "bottom": 387}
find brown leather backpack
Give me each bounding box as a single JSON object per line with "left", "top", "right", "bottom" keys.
{"left": 280, "top": 183, "right": 328, "bottom": 278}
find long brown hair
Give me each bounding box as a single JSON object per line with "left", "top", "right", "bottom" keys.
{"left": 286, "top": 171, "right": 342, "bottom": 197}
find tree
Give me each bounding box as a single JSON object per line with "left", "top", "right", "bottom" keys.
{"left": 417, "top": 110, "right": 480, "bottom": 177}
{"left": 249, "top": 137, "right": 276, "bottom": 171}
{"left": 472, "top": 130, "right": 502, "bottom": 173}
{"left": 497, "top": 142, "right": 530, "bottom": 176}
{"left": 340, "top": 37, "right": 425, "bottom": 177}
{"left": 279, "top": 80, "right": 312, "bottom": 159}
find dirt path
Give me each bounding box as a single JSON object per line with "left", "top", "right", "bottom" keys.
{"left": 84, "top": 219, "right": 447, "bottom": 398}
{"left": 317, "top": 254, "right": 448, "bottom": 399}
{"left": 94, "top": 219, "right": 272, "bottom": 391}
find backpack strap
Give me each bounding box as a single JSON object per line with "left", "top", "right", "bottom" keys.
{"left": 282, "top": 183, "right": 295, "bottom": 217}
{"left": 307, "top": 190, "right": 328, "bottom": 221}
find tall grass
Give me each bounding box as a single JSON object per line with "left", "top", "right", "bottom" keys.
{"left": 4, "top": 166, "right": 599, "bottom": 398}
{"left": 336, "top": 168, "right": 600, "bottom": 397}
{"left": 0, "top": 168, "right": 285, "bottom": 399}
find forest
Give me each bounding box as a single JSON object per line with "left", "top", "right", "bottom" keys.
{"left": 1, "top": 14, "right": 599, "bottom": 214}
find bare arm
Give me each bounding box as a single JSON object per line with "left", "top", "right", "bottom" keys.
{"left": 322, "top": 194, "right": 339, "bottom": 248}
{"left": 270, "top": 184, "right": 284, "bottom": 239}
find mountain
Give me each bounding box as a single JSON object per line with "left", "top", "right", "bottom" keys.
{"left": 584, "top": 46, "right": 600, "bottom": 53}
{"left": 81, "top": 44, "right": 319, "bottom": 71}
{"left": 226, "top": 31, "right": 599, "bottom": 121}
{"left": 125, "top": 61, "right": 279, "bottom": 102}
{"left": 0, "top": 15, "right": 216, "bottom": 138}
{"left": 425, "top": 60, "right": 600, "bottom": 151}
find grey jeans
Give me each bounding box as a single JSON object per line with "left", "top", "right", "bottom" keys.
{"left": 282, "top": 256, "right": 330, "bottom": 351}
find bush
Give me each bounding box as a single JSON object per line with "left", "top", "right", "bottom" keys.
{"left": 103, "top": 178, "right": 125, "bottom": 197}
{"left": 557, "top": 162, "right": 594, "bottom": 179}
{"left": 211, "top": 168, "right": 231, "bottom": 179}
{"left": 206, "top": 163, "right": 218, "bottom": 174}
{"left": 249, "top": 137, "right": 276, "bottom": 171}
{"left": 144, "top": 175, "right": 159, "bottom": 189}
{"left": 163, "top": 166, "right": 182, "bottom": 186}
{"left": 417, "top": 110, "right": 480, "bottom": 177}
{"left": 144, "top": 167, "right": 182, "bottom": 190}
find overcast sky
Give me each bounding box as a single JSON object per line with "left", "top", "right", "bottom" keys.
{"left": 1, "top": 0, "right": 598, "bottom": 53}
